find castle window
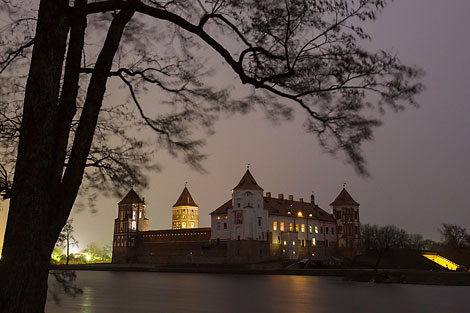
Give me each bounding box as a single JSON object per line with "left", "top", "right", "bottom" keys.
{"left": 277, "top": 236, "right": 281, "bottom": 244}
{"left": 295, "top": 224, "right": 299, "bottom": 232}
{"left": 217, "top": 216, "right": 221, "bottom": 220}
{"left": 224, "top": 222, "right": 227, "bottom": 229}
{"left": 289, "top": 223, "right": 293, "bottom": 232}
{"left": 183, "top": 216, "right": 186, "bottom": 219}
{"left": 238, "top": 203, "right": 240, "bottom": 208}
{"left": 191, "top": 222, "right": 195, "bottom": 228}
{"left": 312, "top": 238, "right": 316, "bottom": 246}
{"left": 315, "top": 226, "right": 319, "bottom": 234}
{"left": 301, "top": 224, "right": 305, "bottom": 233}
{"left": 338, "top": 226, "right": 343, "bottom": 234}
{"left": 182, "top": 222, "right": 186, "bottom": 228}
{"left": 326, "top": 227, "right": 329, "bottom": 235}
{"left": 302, "top": 240, "right": 305, "bottom": 247}
{"left": 309, "top": 225, "right": 313, "bottom": 233}
{"left": 224, "top": 215, "right": 227, "bottom": 220}
{"left": 335, "top": 211, "right": 341, "bottom": 219}
{"left": 258, "top": 218, "right": 261, "bottom": 226}
{"left": 326, "top": 239, "right": 329, "bottom": 247}
{"left": 235, "top": 212, "right": 243, "bottom": 224}
{"left": 292, "top": 241, "right": 295, "bottom": 246}
{"left": 320, "top": 226, "right": 323, "bottom": 234}
{"left": 355, "top": 226, "right": 358, "bottom": 235}
{"left": 280, "top": 222, "right": 285, "bottom": 232}
{"left": 283, "top": 241, "right": 287, "bottom": 246}
{"left": 139, "top": 211, "right": 142, "bottom": 219}
{"left": 273, "top": 221, "right": 278, "bottom": 231}
{"left": 355, "top": 212, "right": 359, "bottom": 220}
{"left": 331, "top": 227, "right": 334, "bottom": 235}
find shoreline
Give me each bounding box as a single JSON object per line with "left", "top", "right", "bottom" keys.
{"left": 50, "top": 264, "right": 470, "bottom": 286}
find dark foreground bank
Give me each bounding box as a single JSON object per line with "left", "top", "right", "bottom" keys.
{"left": 51, "top": 263, "right": 470, "bottom": 286}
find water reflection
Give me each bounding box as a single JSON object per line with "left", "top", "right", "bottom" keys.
{"left": 80, "top": 287, "right": 93, "bottom": 313}
{"left": 46, "top": 271, "right": 470, "bottom": 313}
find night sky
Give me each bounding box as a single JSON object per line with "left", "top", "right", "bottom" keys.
{"left": 1, "top": 0, "right": 469, "bottom": 250}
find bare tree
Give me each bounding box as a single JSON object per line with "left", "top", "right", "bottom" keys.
{"left": 0, "top": 1, "right": 423, "bottom": 311}
{"left": 439, "top": 223, "right": 469, "bottom": 250}
{"left": 360, "top": 224, "right": 408, "bottom": 271}
{"left": 56, "top": 219, "right": 79, "bottom": 265}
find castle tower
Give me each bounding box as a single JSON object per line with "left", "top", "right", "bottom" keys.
{"left": 172, "top": 186, "right": 199, "bottom": 229}
{"left": 228, "top": 168, "right": 269, "bottom": 241}
{"left": 112, "top": 189, "right": 149, "bottom": 263}
{"left": 330, "top": 187, "right": 360, "bottom": 248}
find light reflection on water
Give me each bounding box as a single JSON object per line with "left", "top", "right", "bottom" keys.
{"left": 46, "top": 271, "right": 470, "bottom": 313}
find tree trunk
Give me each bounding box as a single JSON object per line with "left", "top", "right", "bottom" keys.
{"left": 0, "top": 0, "right": 69, "bottom": 312}
{"left": 0, "top": 2, "right": 134, "bottom": 311}
{"left": 66, "top": 236, "right": 70, "bottom": 266}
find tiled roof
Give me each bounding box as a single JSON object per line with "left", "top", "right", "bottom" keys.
{"left": 173, "top": 186, "right": 198, "bottom": 207}
{"left": 118, "top": 188, "right": 144, "bottom": 205}
{"left": 233, "top": 169, "right": 263, "bottom": 191}
{"left": 210, "top": 197, "right": 335, "bottom": 222}
{"left": 210, "top": 199, "right": 232, "bottom": 215}
{"left": 330, "top": 188, "right": 359, "bottom": 206}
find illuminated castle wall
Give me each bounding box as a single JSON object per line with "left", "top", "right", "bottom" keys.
{"left": 112, "top": 169, "right": 360, "bottom": 264}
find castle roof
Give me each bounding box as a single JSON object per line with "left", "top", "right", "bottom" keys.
{"left": 173, "top": 186, "right": 198, "bottom": 207}
{"left": 233, "top": 169, "right": 263, "bottom": 191}
{"left": 330, "top": 188, "right": 359, "bottom": 206}
{"left": 118, "top": 188, "right": 144, "bottom": 205}
{"left": 210, "top": 197, "right": 335, "bottom": 222}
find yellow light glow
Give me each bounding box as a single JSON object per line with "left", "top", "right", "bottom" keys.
{"left": 287, "top": 211, "right": 291, "bottom": 215}
{"left": 217, "top": 216, "right": 221, "bottom": 220}
{"left": 423, "top": 253, "right": 460, "bottom": 271}
{"left": 85, "top": 253, "right": 92, "bottom": 262}
{"left": 298, "top": 212, "right": 302, "bottom": 217}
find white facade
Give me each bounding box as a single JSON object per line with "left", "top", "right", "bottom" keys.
{"left": 210, "top": 211, "right": 230, "bottom": 240}
{"left": 228, "top": 189, "right": 269, "bottom": 240}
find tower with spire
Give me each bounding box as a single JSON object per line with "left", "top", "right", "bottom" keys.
{"left": 227, "top": 168, "right": 269, "bottom": 241}
{"left": 330, "top": 187, "right": 360, "bottom": 248}
{"left": 112, "top": 188, "right": 149, "bottom": 263}
{"left": 172, "top": 185, "right": 199, "bottom": 229}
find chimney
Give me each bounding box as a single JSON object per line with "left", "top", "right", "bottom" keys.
{"left": 311, "top": 193, "right": 315, "bottom": 205}
{"left": 288, "top": 195, "right": 293, "bottom": 201}
{"left": 266, "top": 192, "right": 271, "bottom": 198}
{"left": 299, "top": 198, "right": 303, "bottom": 203}
{"left": 278, "top": 193, "right": 284, "bottom": 200}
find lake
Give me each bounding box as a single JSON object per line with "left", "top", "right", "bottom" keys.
{"left": 46, "top": 271, "right": 469, "bottom": 313}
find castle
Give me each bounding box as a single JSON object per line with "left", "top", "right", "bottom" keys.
{"left": 112, "top": 169, "right": 360, "bottom": 264}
